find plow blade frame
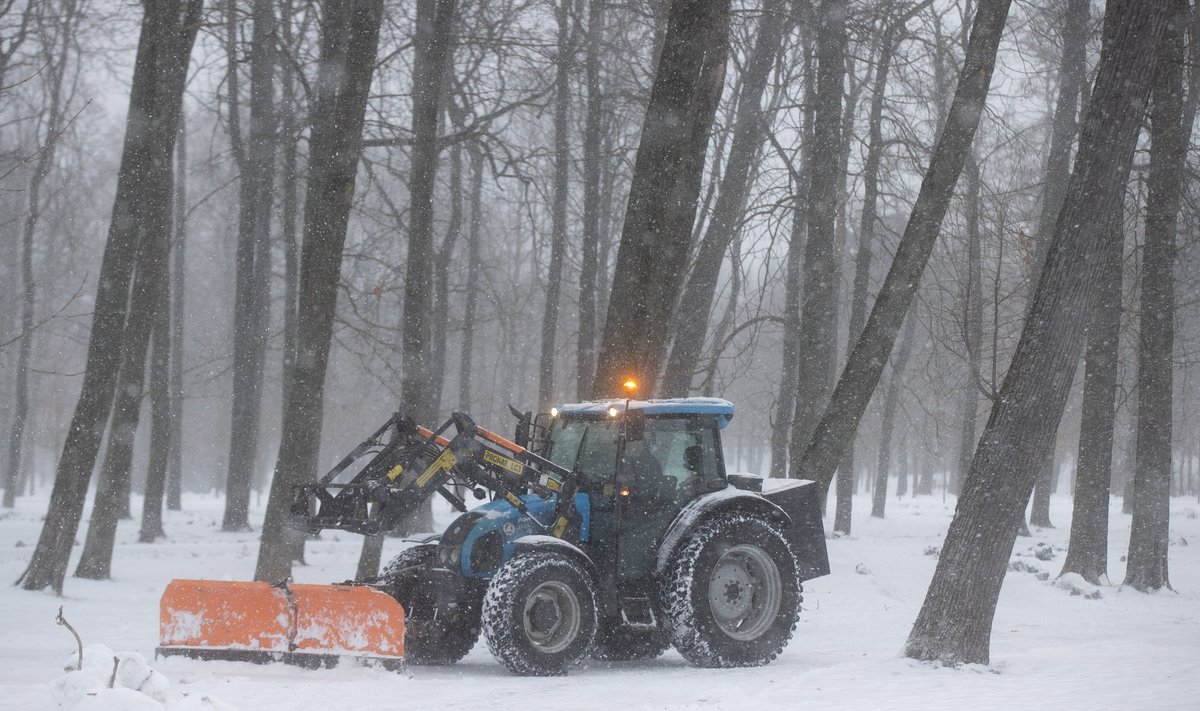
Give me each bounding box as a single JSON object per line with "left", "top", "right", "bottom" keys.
{"left": 157, "top": 579, "right": 405, "bottom": 670}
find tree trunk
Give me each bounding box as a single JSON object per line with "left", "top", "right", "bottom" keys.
{"left": 837, "top": 13, "right": 908, "bottom": 531}
{"left": 1126, "top": 0, "right": 1189, "bottom": 592}
{"left": 787, "top": 0, "right": 846, "bottom": 493}
{"left": 458, "top": 150, "right": 484, "bottom": 411}
{"left": 1029, "top": 0, "right": 1090, "bottom": 529}
{"left": 904, "top": 0, "right": 1172, "bottom": 665}
{"left": 538, "top": 0, "right": 573, "bottom": 410}
{"left": 389, "top": 0, "right": 456, "bottom": 547}
{"left": 400, "top": 0, "right": 457, "bottom": 426}
{"left": 576, "top": 0, "right": 603, "bottom": 400}
{"left": 19, "top": 0, "right": 202, "bottom": 594}
{"left": 140, "top": 254, "right": 173, "bottom": 542}
{"left": 591, "top": 0, "right": 732, "bottom": 398}
{"left": 871, "top": 316, "right": 916, "bottom": 518}
{"left": 74, "top": 265, "right": 155, "bottom": 580}
{"left": 1060, "top": 198, "right": 1123, "bottom": 585}
{"left": 254, "top": 0, "right": 384, "bottom": 584}
{"left": 167, "top": 107, "right": 187, "bottom": 511}
{"left": 223, "top": 0, "right": 279, "bottom": 531}
{"left": 4, "top": 0, "right": 77, "bottom": 509}
{"left": 74, "top": 239, "right": 164, "bottom": 578}
{"left": 279, "top": 0, "right": 301, "bottom": 426}
{"left": 659, "top": 0, "right": 789, "bottom": 396}
{"left": 769, "top": 41, "right": 815, "bottom": 479}
{"left": 790, "top": 0, "right": 1012, "bottom": 496}
{"left": 430, "top": 138, "right": 463, "bottom": 416}
{"left": 955, "top": 153, "right": 984, "bottom": 497}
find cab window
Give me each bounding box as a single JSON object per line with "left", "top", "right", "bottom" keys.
{"left": 642, "top": 417, "right": 722, "bottom": 489}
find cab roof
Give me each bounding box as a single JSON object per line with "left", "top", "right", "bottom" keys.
{"left": 555, "top": 397, "right": 735, "bottom": 428}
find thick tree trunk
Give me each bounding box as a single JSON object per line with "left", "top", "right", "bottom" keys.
{"left": 871, "top": 317, "right": 915, "bottom": 518}
{"left": 591, "top": 0, "right": 732, "bottom": 398}
{"left": 538, "top": 0, "right": 573, "bottom": 410}
{"left": 659, "top": 0, "right": 789, "bottom": 397}
{"left": 389, "top": 0, "right": 456, "bottom": 547}
{"left": 400, "top": 0, "right": 457, "bottom": 425}
{"left": 74, "top": 259, "right": 156, "bottom": 580}
{"left": 254, "top": 0, "right": 384, "bottom": 584}
{"left": 904, "top": 0, "right": 1171, "bottom": 665}
{"left": 1126, "top": 0, "right": 1188, "bottom": 592}
{"left": 790, "top": 0, "right": 1012, "bottom": 496}
{"left": 19, "top": 0, "right": 201, "bottom": 593}
{"left": 787, "top": 0, "right": 846, "bottom": 493}
{"left": 224, "top": 0, "right": 279, "bottom": 531}
{"left": 1060, "top": 199, "right": 1123, "bottom": 585}
{"left": 576, "top": 0, "right": 603, "bottom": 400}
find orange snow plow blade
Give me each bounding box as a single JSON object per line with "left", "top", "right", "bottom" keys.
{"left": 157, "top": 579, "right": 405, "bottom": 669}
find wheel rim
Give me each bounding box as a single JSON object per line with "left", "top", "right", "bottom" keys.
{"left": 522, "top": 580, "right": 582, "bottom": 654}
{"left": 707, "top": 543, "right": 782, "bottom": 641}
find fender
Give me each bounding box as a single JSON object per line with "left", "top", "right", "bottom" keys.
{"left": 510, "top": 534, "right": 597, "bottom": 575}
{"left": 654, "top": 485, "right": 791, "bottom": 576}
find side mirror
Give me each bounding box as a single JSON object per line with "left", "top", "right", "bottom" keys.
{"left": 625, "top": 408, "right": 645, "bottom": 442}
{"left": 509, "top": 405, "right": 533, "bottom": 449}
{"left": 684, "top": 444, "right": 703, "bottom": 472}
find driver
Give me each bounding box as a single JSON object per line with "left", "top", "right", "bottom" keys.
{"left": 619, "top": 439, "right": 671, "bottom": 508}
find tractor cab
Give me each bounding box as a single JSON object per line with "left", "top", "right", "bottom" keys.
{"left": 542, "top": 398, "right": 735, "bottom": 582}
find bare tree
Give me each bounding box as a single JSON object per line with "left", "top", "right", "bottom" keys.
{"left": 871, "top": 315, "right": 916, "bottom": 518}
{"left": 575, "top": 0, "right": 604, "bottom": 399}
{"left": 223, "top": 0, "right": 280, "bottom": 531}
{"left": 787, "top": 0, "right": 847, "bottom": 494}
{"left": 537, "top": 0, "right": 574, "bottom": 409}
{"left": 19, "top": 0, "right": 203, "bottom": 593}
{"left": 166, "top": 111, "right": 187, "bottom": 511}
{"left": 660, "top": 0, "right": 790, "bottom": 397}
{"left": 254, "top": 0, "right": 385, "bottom": 584}
{"left": 400, "top": 0, "right": 458, "bottom": 425}
{"left": 1029, "top": 0, "right": 1090, "bottom": 529}
{"left": 1060, "top": 197, "right": 1123, "bottom": 584}
{"left": 592, "top": 0, "right": 732, "bottom": 397}
{"left": 5, "top": 0, "right": 77, "bottom": 510}
{"left": 1126, "top": 0, "right": 1190, "bottom": 592}
{"left": 905, "top": 0, "right": 1173, "bottom": 665}
{"left": 789, "top": 0, "right": 1011, "bottom": 495}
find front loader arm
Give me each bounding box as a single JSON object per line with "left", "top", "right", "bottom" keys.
{"left": 290, "top": 411, "right": 585, "bottom": 541}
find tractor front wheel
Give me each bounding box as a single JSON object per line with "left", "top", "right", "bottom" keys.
{"left": 375, "top": 545, "right": 481, "bottom": 665}
{"left": 482, "top": 551, "right": 598, "bottom": 676}
{"left": 664, "top": 514, "right": 801, "bottom": 668}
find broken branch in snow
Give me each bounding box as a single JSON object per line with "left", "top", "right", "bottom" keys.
{"left": 55, "top": 605, "right": 82, "bottom": 671}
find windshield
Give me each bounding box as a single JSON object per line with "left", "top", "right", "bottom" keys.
{"left": 544, "top": 418, "right": 620, "bottom": 486}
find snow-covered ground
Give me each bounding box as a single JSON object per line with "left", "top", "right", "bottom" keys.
{"left": 2, "top": 490, "right": 1198, "bottom": 710}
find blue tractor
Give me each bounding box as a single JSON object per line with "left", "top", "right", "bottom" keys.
{"left": 288, "top": 396, "right": 829, "bottom": 675}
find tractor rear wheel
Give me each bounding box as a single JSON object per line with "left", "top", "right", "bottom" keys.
{"left": 482, "top": 551, "right": 598, "bottom": 676}
{"left": 663, "top": 514, "right": 801, "bottom": 668}
{"left": 376, "top": 545, "right": 481, "bottom": 665}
